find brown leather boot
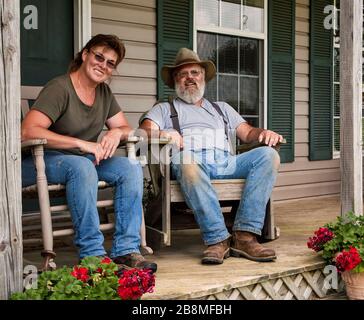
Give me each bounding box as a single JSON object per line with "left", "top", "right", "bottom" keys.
{"left": 230, "top": 231, "right": 276, "bottom": 262}
{"left": 113, "top": 253, "right": 157, "bottom": 273}
{"left": 201, "top": 238, "right": 231, "bottom": 265}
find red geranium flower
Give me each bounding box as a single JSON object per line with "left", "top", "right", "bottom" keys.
{"left": 71, "top": 266, "right": 89, "bottom": 282}
{"left": 118, "top": 286, "right": 143, "bottom": 300}
{"left": 117, "top": 269, "right": 155, "bottom": 300}
{"left": 335, "top": 246, "right": 362, "bottom": 272}
{"left": 307, "top": 227, "right": 334, "bottom": 252}
{"left": 101, "top": 257, "right": 112, "bottom": 264}
{"left": 96, "top": 257, "right": 113, "bottom": 274}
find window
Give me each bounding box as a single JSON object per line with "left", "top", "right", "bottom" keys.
{"left": 196, "top": 0, "right": 264, "bottom": 33}
{"left": 195, "top": 0, "right": 266, "bottom": 128}
{"left": 332, "top": 0, "right": 364, "bottom": 154}
{"left": 20, "top": 0, "right": 91, "bottom": 86}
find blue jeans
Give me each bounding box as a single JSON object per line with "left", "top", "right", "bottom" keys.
{"left": 171, "top": 147, "right": 280, "bottom": 245}
{"left": 22, "top": 150, "right": 143, "bottom": 259}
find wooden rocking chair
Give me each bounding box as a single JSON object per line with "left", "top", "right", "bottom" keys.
{"left": 143, "top": 137, "right": 284, "bottom": 250}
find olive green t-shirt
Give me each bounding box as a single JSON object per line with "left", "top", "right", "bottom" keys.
{"left": 31, "top": 74, "right": 121, "bottom": 155}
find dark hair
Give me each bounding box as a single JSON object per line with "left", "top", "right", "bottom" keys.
{"left": 68, "top": 34, "right": 126, "bottom": 73}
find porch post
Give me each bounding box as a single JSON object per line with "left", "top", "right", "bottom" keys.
{"left": 0, "top": 0, "right": 23, "bottom": 299}
{"left": 339, "top": 0, "right": 363, "bottom": 216}
{"left": 74, "top": 0, "right": 92, "bottom": 53}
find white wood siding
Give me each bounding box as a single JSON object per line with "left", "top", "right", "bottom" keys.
{"left": 273, "top": 0, "right": 341, "bottom": 201}
{"left": 91, "top": 0, "right": 157, "bottom": 128}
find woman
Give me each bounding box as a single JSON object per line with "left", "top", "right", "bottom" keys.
{"left": 22, "top": 34, "right": 156, "bottom": 273}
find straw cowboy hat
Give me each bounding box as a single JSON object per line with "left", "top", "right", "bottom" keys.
{"left": 161, "top": 48, "right": 216, "bottom": 89}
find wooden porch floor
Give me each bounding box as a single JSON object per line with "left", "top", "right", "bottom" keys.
{"left": 24, "top": 195, "right": 344, "bottom": 300}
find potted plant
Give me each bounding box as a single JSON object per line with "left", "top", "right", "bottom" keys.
{"left": 10, "top": 256, "right": 155, "bottom": 300}
{"left": 307, "top": 212, "right": 364, "bottom": 299}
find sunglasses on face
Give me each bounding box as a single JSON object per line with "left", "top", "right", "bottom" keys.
{"left": 90, "top": 50, "right": 117, "bottom": 70}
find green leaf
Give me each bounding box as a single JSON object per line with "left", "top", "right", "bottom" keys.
{"left": 313, "top": 212, "right": 364, "bottom": 263}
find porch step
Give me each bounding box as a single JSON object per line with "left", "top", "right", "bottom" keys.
{"left": 147, "top": 263, "right": 345, "bottom": 300}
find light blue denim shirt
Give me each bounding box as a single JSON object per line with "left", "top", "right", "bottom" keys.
{"left": 141, "top": 98, "right": 246, "bottom": 152}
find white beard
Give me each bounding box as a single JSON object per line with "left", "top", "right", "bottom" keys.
{"left": 175, "top": 81, "right": 205, "bottom": 104}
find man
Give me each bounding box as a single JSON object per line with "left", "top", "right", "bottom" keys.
{"left": 140, "top": 48, "right": 283, "bottom": 265}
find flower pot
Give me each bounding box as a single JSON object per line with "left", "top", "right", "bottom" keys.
{"left": 341, "top": 271, "right": 364, "bottom": 300}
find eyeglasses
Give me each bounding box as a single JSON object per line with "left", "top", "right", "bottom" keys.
{"left": 175, "top": 69, "right": 202, "bottom": 79}
{"left": 90, "top": 50, "right": 117, "bottom": 70}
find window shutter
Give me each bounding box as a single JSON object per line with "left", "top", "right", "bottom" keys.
{"left": 309, "top": 0, "right": 333, "bottom": 160}
{"left": 268, "top": 0, "right": 296, "bottom": 163}
{"left": 157, "top": 0, "right": 193, "bottom": 101}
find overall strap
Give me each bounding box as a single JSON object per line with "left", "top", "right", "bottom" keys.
{"left": 210, "top": 101, "right": 235, "bottom": 152}
{"left": 169, "top": 100, "right": 182, "bottom": 135}
{"left": 168, "top": 99, "right": 234, "bottom": 152}
{"left": 169, "top": 100, "right": 230, "bottom": 139}
{"left": 210, "top": 101, "right": 229, "bottom": 139}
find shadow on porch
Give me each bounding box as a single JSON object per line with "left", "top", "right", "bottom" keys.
{"left": 23, "top": 195, "right": 346, "bottom": 300}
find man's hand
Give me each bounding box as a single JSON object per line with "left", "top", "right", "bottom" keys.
{"left": 258, "top": 130, "right": 284, "bottom": 147}
{"left": 160, "top": 130, "right": 184, "bottom": 149}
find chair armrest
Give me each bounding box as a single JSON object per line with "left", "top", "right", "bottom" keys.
{"left": 118, "top": 136, "right": 143, "bottom": 147}
{"left": 21, "top": 139, "right": 47, "bottom": 149}
{"left": 148, "top": 137, "right": 172, "bottom": 145}
{"left": 236, "top": 138, "right": 287, "bottom": 154}
{"left": 118, "top": 136, "right": 145, "bottom": 162}
{"left": 21, "top": 139, "right": 48, "bottom": 155}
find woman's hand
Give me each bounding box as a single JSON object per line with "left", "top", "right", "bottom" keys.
{"left": 79, "top": 141, "right": 106, "bottom": 165}
{"left": 100, "top": 128, "right": 125, "bottom": 159}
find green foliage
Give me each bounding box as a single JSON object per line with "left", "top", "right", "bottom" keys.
{"left": 322, "top": 212, "right": 364, "bottom": 272}
{"left": 11, "top": 256, "right": 121, "bottom": 300}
